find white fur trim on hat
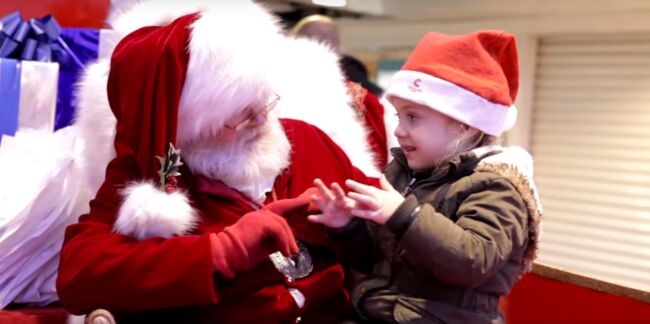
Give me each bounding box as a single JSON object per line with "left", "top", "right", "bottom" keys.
{"left": 387, "top": 70, "right": 518, "bottom": 136}
{"left": 115, "top": 182, "right": 198, "bottom": 240}
{"left": 177, "top": 4, "right": 285, "bottom": 146}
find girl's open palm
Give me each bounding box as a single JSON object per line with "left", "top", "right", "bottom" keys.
{"left": 308, "top": 178, "right": 357, "bottom": 228}
{"left": 346, "top": 175, "right": 405, "bottom": 225}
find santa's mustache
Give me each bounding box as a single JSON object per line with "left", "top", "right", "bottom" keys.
{"left": 178, "top": 116, "right": 291, "bottom": 196}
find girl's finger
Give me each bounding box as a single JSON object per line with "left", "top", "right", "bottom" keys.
{"left": 345, "top": 179, "right": 377, "bottom": 196}
{"left": 314, "top": 178, "right": 335, "bottom": 201}
{"left": 348, "top": 192, "right": 379, "bottom": 210}
{"left": 331, "top": 182, "right": 346, "bottom": 201}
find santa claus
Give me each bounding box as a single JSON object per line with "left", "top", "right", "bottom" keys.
{"left": 57, "top": 1, "right": 379, "bottom": 322}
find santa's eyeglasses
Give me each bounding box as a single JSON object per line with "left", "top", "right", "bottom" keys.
{"left": 224, "top": 93, "right": 281, "bottom": 132}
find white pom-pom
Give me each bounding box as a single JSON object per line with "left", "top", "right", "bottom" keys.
{"left": 115, "top": 182, "right": 197, "bottom": 240}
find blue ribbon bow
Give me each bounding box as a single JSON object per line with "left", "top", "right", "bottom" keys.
{"left": 0, "top": 11, "right": 83, "bottom": 68}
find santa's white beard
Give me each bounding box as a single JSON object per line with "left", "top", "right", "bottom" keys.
{"left": 179, "top": 117, "right": 291, "bottom": 202}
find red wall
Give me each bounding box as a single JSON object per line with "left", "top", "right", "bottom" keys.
{"left": 502, "top": 273, "right": 650, "bottom": 323}
{"left": 0, "top": 0, "right": 110, "bottom": 28}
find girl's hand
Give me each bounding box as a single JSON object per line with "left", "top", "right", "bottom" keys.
{"left": 308, "top": 178, "right": 357, "bottom": 228}
{"left": 346, "top": 175, "right": 405, "bottom": 225}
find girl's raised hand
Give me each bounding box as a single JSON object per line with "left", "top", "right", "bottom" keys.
{"left": 308, "top": 178, "right": 357, "bottom": 228}
{"left": 345, "top": 175, "right": 405, "bottom": 225}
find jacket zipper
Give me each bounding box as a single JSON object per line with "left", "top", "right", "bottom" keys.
{"left": 402, "top": 177, "right": 416, "bottom": 196}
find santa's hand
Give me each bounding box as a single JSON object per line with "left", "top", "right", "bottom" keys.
{"left": 210, "top": 210, "right": 299, "bottom": 278}
{"left": 307, "top": 178, "right": 356, "bottom": 228}
{"left": 346, "top": 175, "right": 404, "bottom": 225}
{"left": 265, "top": 187, "right": 320, "bottom": 217}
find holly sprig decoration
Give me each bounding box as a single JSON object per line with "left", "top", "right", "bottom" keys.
{"left": 157, "top": 143, "right": 183, "bottom": 193}
{"left": 346, "top": 81, "right": 367, "bottom": 119}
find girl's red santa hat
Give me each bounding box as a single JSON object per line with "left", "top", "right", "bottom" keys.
{"left": 386, "top": 30, "right": 519, "bottom": 136}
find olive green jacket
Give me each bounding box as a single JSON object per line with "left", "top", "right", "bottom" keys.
{"left": 330, "top": 146, "right": 542, "bottom": 323}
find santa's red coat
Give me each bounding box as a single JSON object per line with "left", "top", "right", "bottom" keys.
{"left": 362, "top": 91, "right": 388, "bottom": 169}
{"left": 57, "top": 119, "right": 375, "bottom": 323}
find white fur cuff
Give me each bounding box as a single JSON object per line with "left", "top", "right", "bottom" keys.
{"left": 115, "top": 182, "right": 198, "bottom": 240}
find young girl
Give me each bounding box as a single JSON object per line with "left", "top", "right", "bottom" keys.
{"left": 310, "top": 30, "right": 542, "bottom": 323}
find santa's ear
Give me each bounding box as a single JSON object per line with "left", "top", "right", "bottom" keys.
{"left": 115, "top": 182, "right": 198, "bottom": 240}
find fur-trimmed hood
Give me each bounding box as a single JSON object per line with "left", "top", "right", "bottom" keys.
{"left": 474, "top": 145, "right": 543, "bottom": 272}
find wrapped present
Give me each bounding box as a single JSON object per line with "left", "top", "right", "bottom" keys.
{"left": 0, "top": 10, "right": 120, "bottom": 308}
{"left": 56, "top": 28, "right": 100, "bottom": 130}
{"left": 55, "top": 28, "right": 119, "bottom": 129}
{"left": 19, "top": 61, "right": 59, "bottom": 132}
{"left": 0, "top": 11, "right": 96, "bottom": 308}
{"left": 0, "top": 12, "right": 99, "bottom": 132}
{"left": 0, "top": 58, "right": 59, "bottom": 143}
{"left": 0, "top": 12, "right": 84, "bottom": 65}
{"left": 0, "top": 59, "right": 20, "bottom": 141}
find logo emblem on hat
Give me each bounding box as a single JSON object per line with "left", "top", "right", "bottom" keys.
{"left": 408, "top": 78, "right": 423, "bottom": 92}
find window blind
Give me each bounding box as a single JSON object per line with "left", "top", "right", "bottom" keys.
{"left": 532, "top": 33, "right": 650, "bottom": 292}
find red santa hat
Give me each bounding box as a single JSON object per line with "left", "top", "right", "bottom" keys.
{"left": 107, "top": 5, "right": 285, "bottom": 240}
{"left": 386, "top": 30, "right": 519, "bottom": 136}
{"left": 108, "top": 14, "right": 194, "bottom": 186}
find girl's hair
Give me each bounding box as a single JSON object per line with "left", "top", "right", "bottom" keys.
{"left": 437, "top": 124, "right": 498, "bottom": 166}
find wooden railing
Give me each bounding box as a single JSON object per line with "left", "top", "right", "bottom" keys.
{"left": 532, "top": 262, "right": 650, "bottom": 304}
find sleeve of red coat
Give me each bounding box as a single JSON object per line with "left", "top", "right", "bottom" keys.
{"left": 56, "top": 155, "right": 217, "bottom": 315}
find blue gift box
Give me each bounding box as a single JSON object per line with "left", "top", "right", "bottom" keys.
{"left": 0, "top": 59, "right": 21, "bottom": 141}
{"left": 56, "top": 28, "right": 99, "bottom": 130}
{"left": 0, "top": 12, "right": 100, "bottom": 131}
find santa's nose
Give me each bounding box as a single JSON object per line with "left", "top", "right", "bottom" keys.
{"left": 251, "top": 111, "right": 268, "bottom": 127}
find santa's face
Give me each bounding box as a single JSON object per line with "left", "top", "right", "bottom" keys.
{"left": 218, "top": 93, "right": 280, "bottom": 145}
{"left": 180, "top": 109, "right": 291, "bottom": 201}
{"left": 218, "top": 112, "right": 267, "bottom": 145}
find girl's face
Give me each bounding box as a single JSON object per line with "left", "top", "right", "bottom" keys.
{"left": 391, "top": 96, "right": 463, "bottom": 171}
